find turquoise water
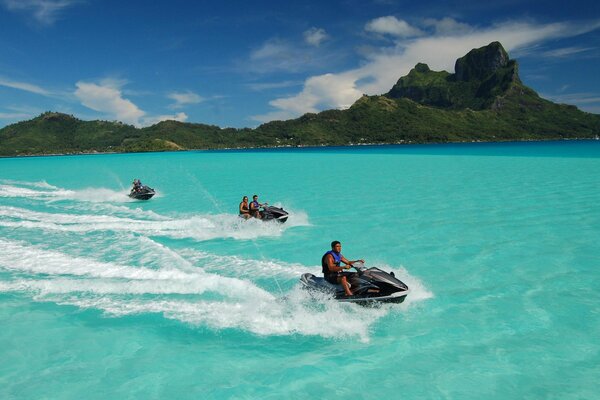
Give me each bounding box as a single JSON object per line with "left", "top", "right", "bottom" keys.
{"left": 1, "top": 141, "right": 599, "bottom": 399}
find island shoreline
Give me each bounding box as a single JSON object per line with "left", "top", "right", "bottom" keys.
{"left": 1, "top": 136, "right": 598, "bottom": 159}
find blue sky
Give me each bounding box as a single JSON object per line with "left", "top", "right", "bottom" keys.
{"left": 0, "top": 0, "right": 599, "bottom": 128}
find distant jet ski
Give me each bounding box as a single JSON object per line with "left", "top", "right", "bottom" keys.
{"left": 259, "top": 205, "right": 289, "bottom": 223}
{"left": 300, "top": 262, "right": 409, "bottom": 304}
{"left": 128, "top": 185, "right": 155, "bottom": 200}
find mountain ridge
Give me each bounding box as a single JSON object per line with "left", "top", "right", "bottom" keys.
{"left": 1, "top": 42, "right": 599, "bottom": 156}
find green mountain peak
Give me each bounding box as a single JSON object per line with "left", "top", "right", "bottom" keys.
{"left": 386, "top": 41, "right": 524, "bottom": 110}
{"left": 454, "top": 41, "right": 511, "bottom": 82}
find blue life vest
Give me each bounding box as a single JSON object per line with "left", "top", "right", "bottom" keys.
{"left": 321, "top": 250, "right": 342, "bottom": 274}
{"left": 251, "top": 200, "right": 260, "bottom": 210}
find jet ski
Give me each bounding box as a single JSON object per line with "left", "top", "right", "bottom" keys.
{"left": 300, "top": 262, "right": 409, "bottom": 304}
{"left": 128, "top": 185, "right": 155, "bottom": 200}
{"left": 259, "top": 205, "right": 289, "bottom": 223}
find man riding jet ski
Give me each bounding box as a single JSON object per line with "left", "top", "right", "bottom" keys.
{"left": 300, "top": 241, "right": 409, "bottom": 304}
{"left": 128, "top": 179, "right": 155, "bottom": 200}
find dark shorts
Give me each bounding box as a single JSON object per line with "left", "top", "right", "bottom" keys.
{"left": 325, "top": 272, "right": 354, "bottom": 284}
{"left": 324, "top": 272, "right": 339, "bottom": 284}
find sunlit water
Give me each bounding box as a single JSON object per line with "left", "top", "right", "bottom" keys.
{"left": 1, "top": 141, "right": 599, "bottom": 399}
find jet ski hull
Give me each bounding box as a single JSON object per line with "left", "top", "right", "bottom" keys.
{"left": 259, "top": 205, "right": 289, "bottom": 223}
{"left": 300, "top": 268, "right": 409, "bottom": 304}
{"left": 336, "top": 289, "right": 408, "bottom": 304}
{"left": 128, "top": 187, "right": 155, "bottom": 200}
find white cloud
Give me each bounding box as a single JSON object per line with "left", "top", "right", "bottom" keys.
{"left": 248, "top": 39, "right": 302, "bottom": 72}
{"left": 365, "top": 16, "right": 423, "bottom": 38}
{"left": 544, "top": 92, "right": 600, "bottom": 105}
{"left": 246, "top": 34, "right": 341, "bottom": 73}
{"left": 251, "top": 39, "right": 291, "bottom": 61}
{"left": 253, "top": 73, "right": 361, "bottom": 123}
{"left": 246, "top": 80, "right": 301, "bottom": 91}
{"left": 423, "top": 17, "right": 473, "bottom": 36}
{"left": 558, "top": 84, "right": 571, "bottom": 93}
{"left": 74, "top": 80, "right": 146, "bottom": 126}
{"left": 142, "top": 112, "right": 188, "bottom": 126}
{"left": 252, "top": 18, "right": 600, "bottom": 123}
{"left": 167, "top": 91, "right": 203, "bottom": 108}
{"left": 2, "top": 0, "right": 81, "bottom": 25}
{"left": 542, "top": 46, "right": 594, "bottom": 58}
{"left": 246, "top": 81, "right": 303, "bottom": 92}
{"left": 74, "top": 79, "right": 191, "bottom": 126}
{"left": 0, "top": 76, "right": 51, "bottom": 96}
{"left": 304, "top": 27, "right": 329, "bottom": 47}
{"left": 543, "top": 91, "right": 600, "bottom": 114}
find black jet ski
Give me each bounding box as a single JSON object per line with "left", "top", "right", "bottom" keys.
{"left": 300, "top": 262, "right": 409, "bottom": 304}
{"left": 259, "top": 205, "right": 288, "bottom": 223}
{"left": 128, "top": 186, "right": 155, "bottom": 200}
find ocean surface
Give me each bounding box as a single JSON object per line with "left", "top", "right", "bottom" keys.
{"left": 1, "top": 140, "right": 599, "bottom": 399}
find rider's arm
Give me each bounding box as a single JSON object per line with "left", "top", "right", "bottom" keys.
{"left": 339, "top": 256, "right": 352, "bottom": 270}
{"left": 341, "top": 256, "right": 364, "bottom": 268}
{"left": 327, "top": 254, "right": 348, "bottom": 273}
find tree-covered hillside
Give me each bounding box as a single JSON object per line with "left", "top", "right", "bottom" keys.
{"left": 1, "top": 42, "right": 599, "bottom": 156}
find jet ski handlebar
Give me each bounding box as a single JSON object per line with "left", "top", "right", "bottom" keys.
{"left": 348, "top": 261, "right": 366, "bottom": 275}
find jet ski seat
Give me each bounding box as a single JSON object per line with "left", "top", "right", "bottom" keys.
{"left": 301, "top": 273, "right": 347, "bottom": 292}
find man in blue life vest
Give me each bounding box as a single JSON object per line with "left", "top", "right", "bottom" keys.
{"left": 249, "top": 194, "right": 267, "bottom": 219}
{"left": 322, "top": 241, "right": 364, "bottom": 297}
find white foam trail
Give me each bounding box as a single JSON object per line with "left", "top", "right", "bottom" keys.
{"left": 0, "top": 205, "right": 289, "bottom": 241}
{"left": 0, "top": 277, "right": 239, "bottom": 296}
{"left": 0, "top": 182, "right": 131, "bottom": 203}
{"left": 385, "top": 265, "right": 434, "bottom": 305}
{"left": 48, "top": 233, "right": 200, "bottom": 272}
{"left": 267, "top": 202, "right": 311, "bottom": 227}
{"left": 0, "top": 279, "right": 384, "bottom": 340}
{"left": 0, "top": 181, "right": 308, "bottom": 241}
{"left": 0, "top": 205, "right": 149, "bottom": 224}
{"left": 0, "top": 179, "right": 58, "bottom": 189}
{"left": 55, "top": 187, "right": 135, "bottom": 203}
{"left": 283, "top": 209, "right": 310, "bottom": 227}
{"left": 75, "top": 202, "right": 170, "bottom": 220}
{"left": 176, "top": 247, "right": 317, "bottom": 278}
{"left": 0, "top": 181, "right": 310, "bottom": 224}
{"left": 135, "top": 235, "right": 200, "bottom": 272}
{"left": 78, "top": 293, "right": 383, "bottom": 339}
{"left": 0, "top": 239, "right": 432, "bottom": 340}
{"left": 0, "top": 239, "right": 273, "bottom": 301}
{"left": 0, "top": 184, "right": 48, "bottom": 198}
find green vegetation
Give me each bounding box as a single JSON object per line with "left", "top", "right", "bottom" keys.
{"left": 1, "top": 42, "right": 599, "bottom": 156}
